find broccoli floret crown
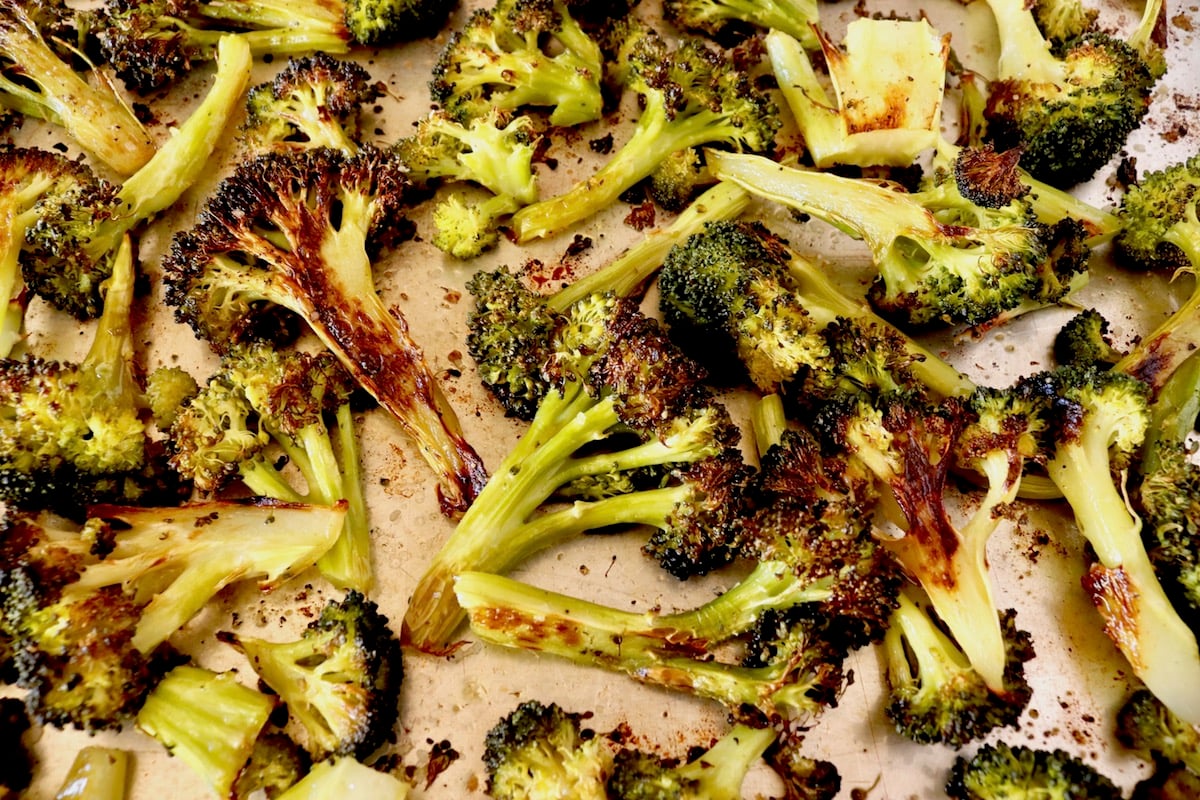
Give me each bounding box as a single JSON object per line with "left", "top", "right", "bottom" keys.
{"left": 1114, "top": 154, "right": 1200, "bottom": 272}
{"left": 947, "top": 741, "right": 1122, "bottom": 800}
{"left": 1116, "top": 688, "right": 1200, "bottom": 773}
{"left": 344, "top": 0, "right": 457, "bottom": 44}
{"left": 483, "top": 699, "right": 612, "bottom": 800}
{"left": 1054, "top": 308, "right": 1126, "bottom": 368}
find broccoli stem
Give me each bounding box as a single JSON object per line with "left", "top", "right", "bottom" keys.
{"left": 883, "top": 590, "right": 973, "bottom": 700}
{"left": 984, "top": 0, "right": 1066, "bottom": 85}
{"left": 320, "top": 403, "right": 372, "bottom": 591}
{"left": 547, "top": 180, "right": 752, "bottom": 311}
{"left": 1140, "top": 349, "right": 1200, "bottom": 476}
{"left": 54, "top": 746, "right": 130, "bottom": 800}
{"left": 1047, "top": 428, "right": 1200, "bottom": 724}
{"left": 81, "top": 235, "right": 139, "bottom": 416}
{"left": 198, "top": 0, "right": 347, "bottom": 38}
{"left": 673, "top": 723, "right": 778, "bottom": 800}
{"left": 512, "top": 97, "right": 755, "bottom": 242}
{"left": 751, "top": 394, "right": 790, "bottom": 456}
{"left": 0, "top": 3, "right": 155, "bottom": 177}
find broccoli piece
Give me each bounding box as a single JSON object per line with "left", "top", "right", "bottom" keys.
{"left": 403, "top": 292, "right": 749, "bottom": 652}
{"left": 0, "top": 698, "right": 33, "bottom": 797}
{"left": 169, "top": 344, "right": 372, "bottom": 591}
{"left": 882, "top": 588, "right": 1033, "bottom": 746}
{"left": 1019, "top": 364, "right": 1200, "bottom": 724}
{"left": 53, "top": 746, "right": 132, "bottom": 800}
{"left": 161, "top": 146, "right": 488, "bottom": 516}
{"left": 657, "top": 219, "right": 975, "bottom": 396}
{"left": 143, "top": 365, "right": 199, "bottom": 432}
{"left": 1055, "top": 308, "right": 1127, "bottom": 368}
{"left": 646, "top": 148, "right": 712, "bottom": 213}
{"left": 766, "top": 21, "right": 948, "bottom": 169}
{"left": 244, "top": 52, "right": 384, "bottom": 156}
{"left": 1117, "top": 688, "right": 1200, "bottom": 774}
{"left": 664, "top": 0, "right": 819, "bottom": 49}
{"left": 946, "top": 741, "right": 1123, "bottom": 800}
{"left": 0, "top": 145, "right": 99, "bottom": 357}
{"left": 707, "top": 150, "right": 1090, "bottom": 329}
{"left": 275, "top": 756, "right": 411, "bottom": 799}
{"left": 136, "top": 664, "right": 278, "bottom": 799}
{"left": 0, "top": 0, "right": 155, "bottom": 177}
{"left": 482, "top": 700, "right": 612, "bottom": 800}
{"left": 1133, "top": 350, "right": 1200, "bottom": 633}
{"left": 1131, "top": 763, "right": 1200, "bottom": 800}
{"left": 1032, "top": 0, "right": 1098, "bottom": 44}
{"left": 234, "top": 732, "right": 311, "bottom": 800}
{"left": 455, "top": 571, "right": 852, "bottom": 725}
{"left": 510, "top": 24, "right": 779, "bottom": 241}
{"left": 431, "top": 0, "right": 604, "bottom": 127}
{"left": 95, "top": 0, "right": 452, "bottom": 94}
{"left": 763, "top": 737, "right": 842, "bottom": 800}
{"left": 221, "top": 590, "right": 402, "bottom": 761}
{"left": 23, "top": 34, "right": 252, "bottom": 320}
{"left": 606, "top": 723, "right": 778, "bottom": 800}
{"left": 980, "top": 0, "right": 1163, "bottom": 186}
{"left": 394, "top": 109, "right": 540, "bottom": 258}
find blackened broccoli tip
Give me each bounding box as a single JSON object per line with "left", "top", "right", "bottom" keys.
{"left": 981, "top": 0, "right": 1162, "bottom": 187}
{"left": 707, "top": 151, "right": 1084, "bottom": 330}
{"left": 483, "top": 700, "right": 612, "bottom": 799}
{"left": 951, "top": 144, "right": 1030, "bottom": 210}
{"left": 0, "top": 697, "right": 33, "bottom": 796}
{"left": 1117, "top": 688, "right": 1200, "bottom": 773}
{"left": 510, "top": 26, "right": 780, "bottom": 241}
{"left": 161, "top": 145, "right": 488, "bottom": 516}
{"left": 1054, "top": 308, "right": 1127, "bottom": 368}
{"left": 0, "top": 0, "right": 155, "bottom": 176}
{"left": 764, "top": 737, "right": 842, "bottom": 800}
{"left": 137, "top": 665, "right": 277, "bottom": 799}
{"left": 663, "top": 0, "right": 819, "bottom": 49}
{"left": 245, "top": 52, "right": 384, "bottom": 155}
{"left": 342, "top": 0, "right": 458, "bottom": 45}
{"left": 405, "top": 293, "right": 744, "bottom": 652}
{"left": 223, "top": 590, "right": 403, "bottom": 762}
{"left": 883, "top": 592, "right": 1034, "bottom": 747}
{"left": 430, "top": 0, "right": 605, "bottom": 128}
{"left": 1115, "top": 153, "right": 1200, "bottom": 272}
{"left": 606, "top": 723, "right": 778, "bottom": 800}
{"left": 946, "top": 741, "right": 1123, "bottom": 800}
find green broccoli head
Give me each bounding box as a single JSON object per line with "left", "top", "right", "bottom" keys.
{"left": 222, "top": 590, "right": 403, "bottom": 761}
{"left": 1116, "top": 688, "right": 1200, "bottom": 774}
{"left": 343, "top": 0, "right": 457, "bottom": 44}
{"left": 946, "top": 741, "right": 1122, "bottom": 800}
{"left": 1054, "top": 308, "right": 1127, "bottom": 369}
{"left": 483, "top": 700, "right": 612, "bottom": 800}
{"left": 1114, "top": 154, "right": 1200, "bottom": 272}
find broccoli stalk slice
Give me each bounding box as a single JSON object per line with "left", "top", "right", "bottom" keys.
{"left": 63, "top": 500, "right": 345, "bottom": 653}
{"left": 0, "top": 2, "right": 155, "bottom": 177}
{"left": 54, "top": 746, "right": 130, "bottom": 800}
{"left": 455, "top": 570, "right": 838, "bottom": 722}
{"left": 276, "top": 757, "right": 410, "bottom": 800}
{"left": 1043, "top": 374, "right": 1200, "bottom": 724}
{"left": 609, "top": 723, "right": 778, "bottom": 800}
{"left": 136, "top": 665, "right": 276, "bottom": 800}
{"left": 1114, "top": 279, "right": 1200, "bottom": 400}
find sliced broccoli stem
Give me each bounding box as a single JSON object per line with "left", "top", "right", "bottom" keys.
{"left": 1048, "top": 434, "right": 1200, "bottom": 724}
{"left": 547, "top": 181, "right": 752, "bottom": 311}
{"left": 766, "top": 30, "right": 840, "bottom": 159}
{"left": 984, "top": 0, "right": 1067, "bottom": 85}
{"left": 751, "top": 394, "right": 790, "bottom": 456}
{"left": 320, "top": 403, "right": 372, "bottom": 591}
{"left": 673, "top": 723, "right": 778, "bottom": 799}
{"left": 81, "top": 236, "right": 139, "bottom": 415}
{"left": 54, "top": 746, "right": 130, "bottom": 800}
{"left": 512, "top": 96, "right": 755, "bottom": 242}
{"left": 1140, "top": 349, "right": 1200, "bottom": 476}
{"left": 198, "top": 0, "right": 347, "bottom": 38}
{"left": 883, "top": 590, "right": 972, "bottom": 699}
{"left": 0, "top": 4, "right": 155, "bottom": 177}
{"left": 1128, "top": 0, "right": 1165, "bottom": 62}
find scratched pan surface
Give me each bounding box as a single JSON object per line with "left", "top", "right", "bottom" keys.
{"left": 8, "top": 0, "right": 1200, "bottom": 797}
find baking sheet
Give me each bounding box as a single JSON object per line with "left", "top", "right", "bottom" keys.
{"left": 7, "top": 0, "right": 1200, "bottom": 797}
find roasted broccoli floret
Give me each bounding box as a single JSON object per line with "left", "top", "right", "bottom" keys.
{"left": 169, "top": 344, "right": 371, "bottom": 591}
{"left": 606, "top": 723, "right": 778, "bottom": 800}
{"left": 393, "top": 109, "right": 540, "bottom": 258}
{"left": 946, "top": 741, "right": 1123, "bottom": 800}
{"left": 1117, "top": 688, "right": 1200, "bottom": 774}
{"left": 94, "top": 0, "right": 452, "bottom": 93}
{"left": 431, "top": 0, "right": 605, "bottom": 127}
{"left": 483, "top": 700, "right": 612, "bottom": 800}
{"left": 136, "top": 665, "right": 278, "bottom": 799}
{"left": 646, "top": 148, "right": 712, "bottom": 213}
{"left": 403, "top": 292, "right": 749, "bottom": 652}
{"left": 708, "top": 150, "right": 1090, "bottom": 329}
{"left": 52, "top": 746, "right": 131, "bottom": 800}
{"left": 763, "top": 737, "right": 842, "bottom": 800}
{"left": 161, "top": 146, "right": 488, "bottom": 516}
{"left": 882, "top": 589, "right": 1033, "bottom": 746}
{"left": 1131, "top": 765, "right": 1200, "bottom": 800}
{"left": 1055, "top": 308, "right": 1127, "bottom": 368}
{"left": 234, "top": 732, "right": 311, "bottom": 800}
{"left": 980, "top": 0, "right": 1163, "bottom": 186}
{"left": 221, "top": 590, "right": 402, "bottom": 761}
{"left": 0, "top": 697, "right": 33, "bottom": 797}
{"left": 244, "top": 52, "right": 384, "bottom": 155}
{"left": 510, "top": 24, "right": 779, "bottom": 241}
{"left": 664, "top": 0, "right": 819, "bottom": 48}
{"left": 275, "top": 756, "right": 411, "bottom": 799}
{"left": 765, "top": 20, "right": 948, "bottom": 168}
{"left": 22, "top": 34, "right": 252, "bottom": 320}
{"left": 1019, "top": 364, "right": 1200, "bottom": 724}
{"left": 1032, "top": 0, "right": 1098, "bottom": 44}
{"left": 656, "top": 219, "right": 974, "bottom": 396}
{"left": 0, "top": 0, "right": 155, "bottom": 176}
{"left": 143, "top": 365, "right": 199, "bottom": 432}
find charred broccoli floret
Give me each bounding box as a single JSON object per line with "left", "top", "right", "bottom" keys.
{"left": 221, "top": 591, "right": 402, "bottom": 762}
{"left": 606, "top": 723, "right": 778, "bottom": 800}
{"left": 0, "top": 0, "right": 155, "bottom": 176}
{"left": 136, "top": 665, "right": 277, "bottom": 799}
{"left": 708, "top": 149, "right": 1090, "bottom": 329}
{"left": 483, "top": 700, "right": 612, "bottom": 800}
{"left": 1117, "top": 688, "right": 1200, "bottom": 774}
{"left": 510, "top": 23, "right": 779, "bottom": 241}
{"left": 646, "top": 148, "right": 712, "bottom": 213}
{"left": 404, "top": 292, "right": 749, "bottom": 652}
{"left": 980, "top": 0, "right": 1163, "bottom": 186}
{"left": 169, "top": 344, "right": 371, "bottom": 591}
{"left": 161, "top": 146, "right": 488, "bottom": 516}
{"left": 430, "top": 0, "right": 605, "bottom": 127}
{"left": 244, "top": 52, "right": 384, "bottom": 155}
{"left": 0, "top": 697, "right": 33, "bottom": 797}
{"left": 946, "top": 741, "right": 1122, "bottom": 800}
{"left": 1055, "top": 308, "right": 1127, "bottom": 368}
